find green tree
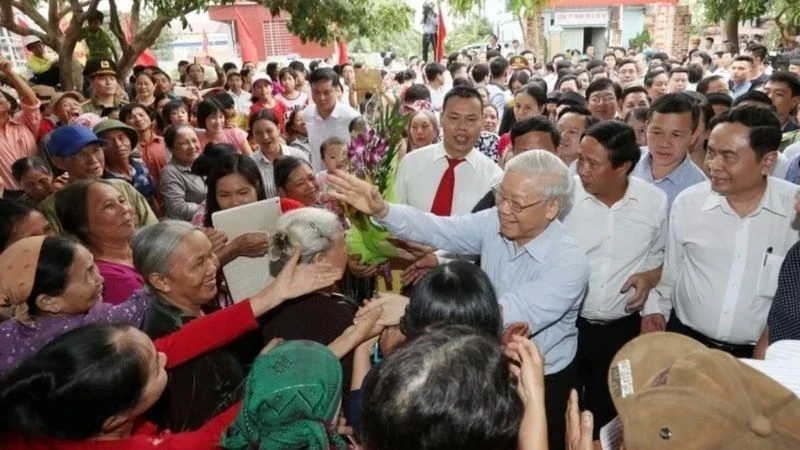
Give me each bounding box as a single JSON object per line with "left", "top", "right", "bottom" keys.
{"left": 1, "top": 0, "right": 411, "bottom": 90}
{"left": 700, "top": 0, "right": 800, "bottom": 53}
{"left": 258, "top": 0, "right": 412, "bottom": 45}
{"left": 449, "top": 0, "right": 550, "bottom": 61}
{"left": 0, "top": 0, "right": 238, "bottom": 89}
{"left": 349, "top": 29, "right": 423, "bottom": 59}
{"left": 444, "top": 15, "right": 493, "bottom": 53}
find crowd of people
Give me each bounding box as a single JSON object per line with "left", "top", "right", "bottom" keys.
{"left": 0, "top": 25, "right": 799, "bottom": 450}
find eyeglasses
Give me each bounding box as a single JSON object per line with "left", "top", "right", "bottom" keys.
{"left": 72, "top": 146, "right": 104, "bottom": 164}
{"left": 492, "top": 186, "right": 544, "bottom": 214}
{"left": 589, "top": 95, "right": 617, "bottom": 105}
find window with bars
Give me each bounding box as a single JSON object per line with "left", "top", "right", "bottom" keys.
{"left": 262, "top": 19, "right": 291, "bottom": 56}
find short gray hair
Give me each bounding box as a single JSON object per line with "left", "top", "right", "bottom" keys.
{"left": 269, "top": 207, "right": 343, "bottom": 277}
{"left": 132, "top": 220, "right": 198, "bottom": 285}
{"left": 504, "top": 150, "right": 574, "bottom": 214}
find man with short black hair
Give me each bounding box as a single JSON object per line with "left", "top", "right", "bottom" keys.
{"left": 487, "top": 57, "right": 510, "bottom": 121}
{"left": 729, "top": 56, "right": 755, "bottom": 99}
{"left": 586, "top": 78, "right": 622, "bottom": 121}
{"left": 619, "top": 85, "right": 650, "bottom": 118}
{"left": 763, "top": 72, "right": 800, "bottom": 132}
{"left": 424, "top": 63, "right": 447, "bottom": 111}
{"left": 667, "top": 67, "right": 690, "bottom": 93}
{"left": 472, "top": 116, "right": 561, "bottom": 212}
{"left": 304, "top": 68, "right": 360, "bottom": 170}
{"left": 557, "top": 106, "right": 598, "bottom": 168}
{"left": 632, "top": 93, "right": 707, "bottom": 209}
{"left": 565, "top": 120, "right": 667, "bottom": 438}
{"left": 395, "top": 86, "right": 502, "bottom": 216}
{"left": 642, "top": 106, "right": 800, "bottom": 359}
{"left": 616, "top": 59, "right": 639, "bottom": 88}
{"left": 743, "top": 43, "right": 771, "bottom": 86}
{"left": 692, "top": 52, "right": 712, "bottom": 79}
{"left": 471, "top": 63, "right": 489, "bottom": 86}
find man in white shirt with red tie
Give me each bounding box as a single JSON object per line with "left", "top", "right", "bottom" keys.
{"left": 393, "top": 86, "right": 503, "bottom": 282}
{"left": 394, "top": 85, "right": 503, "bottom": 215}
{"left": 642, "top": 105, "right": 800, "bottom": 357}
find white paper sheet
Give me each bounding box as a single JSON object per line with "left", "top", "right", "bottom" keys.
{"left": 211, "top": 198, "right": 282, "bottom": 302}
{"left": 600, "top": 416, "right": 623, "bottom": 450}
{"left": 740, "top": 340, "right": 800, "bottom": 397}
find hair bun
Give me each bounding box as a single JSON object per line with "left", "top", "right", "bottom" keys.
{"left": 268, "top": 231, "right": 295, "bottom": 262}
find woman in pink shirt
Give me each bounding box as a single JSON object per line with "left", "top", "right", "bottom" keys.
{"left": 0, "top": 55, "right": 41, "bottom": 194}
{"left": 195, "top": 98, "right": 252, "bottom": 155}
{"left": 55, "top": 180, "right": 143, "bottom": 305}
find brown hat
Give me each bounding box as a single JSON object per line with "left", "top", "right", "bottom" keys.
{"left": 609, "top": 332, "right": 800, "bottom": 449}
{"left": 51, "top": 90, "right": 84, "bottom": 109}
{"left": 509, "top": 55, "right": 528, "bottom": 70}
{"left": 31, "top": 85, "right": 56, "bottom": 104}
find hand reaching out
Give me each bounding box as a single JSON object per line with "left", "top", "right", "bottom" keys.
{"left": 327, "top": 170, "right": 389, "bottom": 218}
{"left": 505, "top": 335, "right": 544, "bottom": 406}
{"left": 566, "top": 389, "right": 594, "bottom": 450}
{"left": 357, "top": 293, "right": 409, "bottom": 327}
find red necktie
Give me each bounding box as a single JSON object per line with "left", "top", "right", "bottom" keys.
{"left": 430, "top": 157, "right": 465, "bottom": 216}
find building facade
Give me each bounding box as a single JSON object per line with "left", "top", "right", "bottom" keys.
{"left": 208, "top": 2, "right": 333, "bottom": 61}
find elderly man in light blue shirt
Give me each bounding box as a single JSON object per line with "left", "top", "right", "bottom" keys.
{"left": 329, "top": 150, "right": 589, "bottom": 450}
{"left": 632, "top": 93, "right": 707, "bottom": 211}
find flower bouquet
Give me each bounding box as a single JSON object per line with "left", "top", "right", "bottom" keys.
{"left": 344, "top": 101, "right": 408, "bottom": 280}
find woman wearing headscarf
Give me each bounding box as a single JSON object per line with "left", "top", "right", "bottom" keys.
{"left": 0, "top": 247, "right": 343, "bottom": 450}
{"left": 0, "top": 236, "right": 150, "bottom": 378}
{"left": 221, "top": 341, "right": 349, "bottom": 450}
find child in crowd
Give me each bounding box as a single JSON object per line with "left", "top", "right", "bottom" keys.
{"left": 276, "top": 68, "right": 308, "bottom": 110}
{"left": 317, "top": 136, "right": 347, "bottom": 194}
{"left": 78, "top": 11, "right": 118, "bottom": 61}
{"left": 249, "top": 73, "right": 286, "bottom": 132}
{"left": 161, "top": 99, "right": 191, "bottom": 127}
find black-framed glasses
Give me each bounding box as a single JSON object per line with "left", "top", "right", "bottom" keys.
{"left": 492, "top": 185, "right": 544, "bottom": 214}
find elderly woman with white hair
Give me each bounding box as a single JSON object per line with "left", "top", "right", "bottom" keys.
{"left": 327, "top": 150, "right": 590, "bottom": 450}
{"left": 258, "top": 207, "right": 358, "bottom": 392}
{"left": 131, "top": 219, "right": 340, "bottom": 433}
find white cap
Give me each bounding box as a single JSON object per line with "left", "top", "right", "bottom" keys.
{"left": 22, "top": 35, "right": 42, "bottom": 47}
{"left": 251, "top": 73, "right": 272, "bottom": 86}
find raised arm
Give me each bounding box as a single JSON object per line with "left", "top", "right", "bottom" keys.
{"left": 0, "top": 55, "right": 41, "bottom": 134}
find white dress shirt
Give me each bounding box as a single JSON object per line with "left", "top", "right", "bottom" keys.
{"left": 643, "top": 178, "right": 800, "bottom": 344}
{"left": 563, "top": 176, "right": 668, "bottom": 322}
{"left": 304, "top": 102, "right": 360, "bottom": 170}
{"left": 428, "top": 84, "right": 446, "bottom": 112}
{"left": 394, "top": 142, "right": 503, "bottom": 215}
{"left": 228, "top": 89, "right": 252, "bottom": 114}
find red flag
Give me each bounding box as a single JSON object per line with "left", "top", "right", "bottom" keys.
{"left": 123, "top": 14, "right": 158, "bottom": 66}
{"left": 233, "top": 10, "right": 259, "bottom": 62}
{"left": 336, "top": 40, "right": 349, "bottom": 65}
{"left": 435, "top": 6, "right": 446, "bottom": 61}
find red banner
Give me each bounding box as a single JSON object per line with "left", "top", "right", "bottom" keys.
{"left": 435, "top": 7, "right": 446, "bottom": 61}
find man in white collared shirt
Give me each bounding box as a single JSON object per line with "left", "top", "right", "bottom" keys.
{"left": 395, "top": 85, "right": 502, "bottom": 214}
{"left": 395, "top": 86, "right": 503, "bottom": 283}
{"left": 642, "top": 106, "right": 800, "bottom": 358}
{"left": 304, "top": 68, "right": 360, "bottom": 170}
{"left": 563, "top": 121, "right": 667, "bottom": 437}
